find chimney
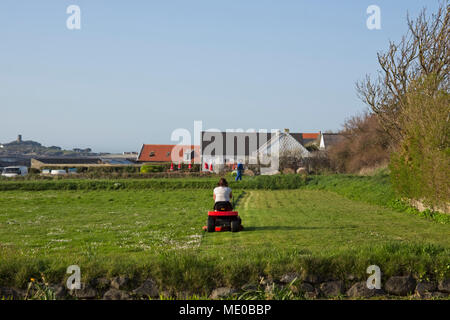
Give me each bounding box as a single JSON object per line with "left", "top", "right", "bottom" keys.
{"left": 17, "top": 134, "right": 22, "bottom": 143}
{"left": 284, "top": 128, "right": 289, "bottom": 133}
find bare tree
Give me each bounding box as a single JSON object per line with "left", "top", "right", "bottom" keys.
{"left": 356, "top": 2, "right": 449, "bottom": 144}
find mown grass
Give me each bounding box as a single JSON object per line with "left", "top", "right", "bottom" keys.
{"left": 306, "top": 173, "right": 450, "bottom": 224}
{"left": 2, "top": 172, "right": 445, "bottom": 223}
{"left": 306, "top": 173, "right": 394, "bottom": 206}
{"left": 0, "top": 184, "right": 448, "bottom": 294}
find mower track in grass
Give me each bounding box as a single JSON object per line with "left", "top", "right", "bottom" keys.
{"left": 201, "top": 189, "right": 450, "bottom": 253}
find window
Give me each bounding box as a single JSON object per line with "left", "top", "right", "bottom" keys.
{"left": 149, "top": 151, "right": 155, "bottom": 157}
{"left": 4, "top": 167, "right": 20, "bottom": 174}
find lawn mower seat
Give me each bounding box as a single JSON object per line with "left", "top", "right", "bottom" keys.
{"left": 214, "top": 201, "right": 233, "bottom": 211}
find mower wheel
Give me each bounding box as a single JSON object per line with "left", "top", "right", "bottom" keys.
{"left": 231, "top": 219, "right": 240, "bottom": 233}
{"left": 207, "top": 216, "right": 215, "bottom": 232}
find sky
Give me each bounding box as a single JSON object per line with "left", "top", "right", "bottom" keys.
{"left": 0, "top": 0, "right": 442, "bottom": 153}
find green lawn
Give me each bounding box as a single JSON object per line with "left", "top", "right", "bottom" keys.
{"left": 0, "top": 189, "right": 214, "bottom": 256}
{"left": 203, "top": 190, "right": 450, "bottom": 251}
{"left": 0, "top": 185, "right": 449, "bottom": 293}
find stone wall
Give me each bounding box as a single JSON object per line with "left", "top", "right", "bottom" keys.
{"left": 1, "top": 274, "right": 448, "bottom": 300}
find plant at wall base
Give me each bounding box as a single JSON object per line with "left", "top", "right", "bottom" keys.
{"left": 25, "top": 274, "right": 56, "bottom": 300}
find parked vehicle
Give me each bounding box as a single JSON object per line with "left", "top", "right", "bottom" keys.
{"left": 1, "top": 166, "right": 28, "bottom": 177}
{"left": 51, "top": 169, "right": 67, "bottom": 175}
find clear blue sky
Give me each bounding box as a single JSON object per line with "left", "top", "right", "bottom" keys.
{"left": 0, "top": 0, "right": 441, "bottom": 153}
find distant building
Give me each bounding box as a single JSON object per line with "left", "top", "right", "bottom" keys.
{"left": 31, "top": 157, "right": 102, "bottom": 169}
{"left": 137, "top": 145, "right": 200, "bottom": 164}
{"left": 30, "top": 157, "right": 137, "bottom": 170}
{"left": 0, "top": 157, "right": 30, "bottom": 168}
{"left": 201, "top": 131, "right": 273, "bottom": 167}
{"left": 301, "top": 132, "right": 320, "bottom": 146}
{"left": 100, "top": 158, "right": 135, "bottom": 165}
{"left": 254, "top": 131, "right": 310, "bottom": 159}
{"left": 319, "top": 133, "right": 345, "bottom": 150}
{"left": 200, "top": 130, "right": 319, "bottom": 168}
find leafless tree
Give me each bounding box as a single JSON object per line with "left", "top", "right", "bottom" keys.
{"left": 356, "top": 2, "right": 449, "bottom": 145}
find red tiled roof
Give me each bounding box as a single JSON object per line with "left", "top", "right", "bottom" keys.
{"left": 138, "top": 144, "right": 200, "bottom": 163}
{"left": 302, "top": 133, "right": 320, "bottom": 140}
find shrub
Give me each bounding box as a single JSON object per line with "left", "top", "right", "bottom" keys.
{"left": 0, "top": 174, "right": 308, "bottom": 191}
{"left": 140, "top": 164, "right": 165, "bottom": 173}
{"left": 389, "top": 75, "right": 450, "bottom": 211}
{"left": 28, "top": 168, "right": 40, "bottom": 175}
{"left": 327, "top": 112, "right": 391, "bottom": 173}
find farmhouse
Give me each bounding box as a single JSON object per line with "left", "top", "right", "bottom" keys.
{"left": 137, "top": 144, "right": 200, "bottom": 164}
{"left": 201, "top": 130, "right": 319, "bottom": 169}
{"left": 201, "top": 131, "right": 273, "bottom": 168}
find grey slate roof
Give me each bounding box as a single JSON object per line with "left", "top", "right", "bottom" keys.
{"left": 33, "top": 157, "right": 102, "bottom": 165}
{"left": 322, "top": 133, "right": 345, "bottom": 149}
{"left": 200, "top": 132, "right": 307, "bottom": 157}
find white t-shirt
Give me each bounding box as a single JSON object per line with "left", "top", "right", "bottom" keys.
{"left": 213, "top": 186, "right": 232, "bottom": 202}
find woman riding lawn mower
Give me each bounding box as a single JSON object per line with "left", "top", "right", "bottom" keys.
{"left": 202, "top": 178, "right": 243, "bottom": 232}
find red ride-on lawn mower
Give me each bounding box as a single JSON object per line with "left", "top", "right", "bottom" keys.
{"left": 204, "top": 211, "right": 243, "bottom": 232}
{"left": 203, "top": 198, "right": 244, "bottom": 232}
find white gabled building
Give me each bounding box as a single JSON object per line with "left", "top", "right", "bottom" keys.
{"left": 251, "top": 130, "right": 311, "bottom": 175}
{"left": 255, "top": 130, "right": 310, "bottom": 158}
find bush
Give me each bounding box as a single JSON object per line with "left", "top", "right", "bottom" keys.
{"left": 28, "top": 168, "right": 41, "bottom": 175}
{"left": 327, "top": 112, "right": 391, "bottom": 173}
{"left": 140, "top": 164, "right": 165, "bottom": 173}
{"left": 389, "top": 75, "right": 450, "bottom": 211}
{"left": 140, "top": 163, "right": 200, "bottom": 174}
{"left": 0, "top": 174, "right": 308, "bottom": 191}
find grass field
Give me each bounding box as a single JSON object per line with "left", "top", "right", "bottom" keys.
{"left": 0, "top": 176, "right": 449, "bottom": 295}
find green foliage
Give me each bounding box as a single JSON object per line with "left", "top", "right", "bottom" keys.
{"left": 389, "top": 76, "right": 449, "bottom": 211}
{"left": 305, "top": 143, "right": 319, "bottom": 152}
{"left": 0, "top": 174, "right": 308, "bottom": 191}
{"left": 28, "top": 168, "right": 41, "bottom": 175}
{"left": 140, "top": 164, "right": 165, "bottom": 173}
{"left": 80, "top": 166, "right": 141, "bottom": 174}
{"left": 25, "top": 275, "right": 56, "bottom": 300}
{"left": 139, "top": 163, "right": 201, "bottom": 174}
{"left": 236, "top": 278, "right": 299, "bottom": 300}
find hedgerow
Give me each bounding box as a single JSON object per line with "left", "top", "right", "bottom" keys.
{"left": 0, "top": 174, "right": 308, "bottom": 191}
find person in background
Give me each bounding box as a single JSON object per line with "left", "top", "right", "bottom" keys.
{"left": 213, "top": 178, "right": 233, "bottom": 211}
{"left": 235, "top": 160, "right": 244, "bottom": 181}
